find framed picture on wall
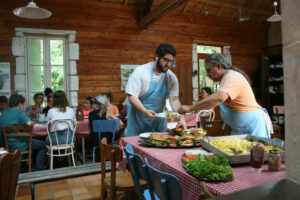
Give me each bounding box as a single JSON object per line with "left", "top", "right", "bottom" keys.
{"left": 120, "top": 64, "right": 139, "bottom": 91}
{"left": 0, "top": 62, "right": 11, "bottom": 98}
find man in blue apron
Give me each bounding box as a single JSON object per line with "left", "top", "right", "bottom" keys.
{"left": 125, "top": 44, "right": 187, "bottom": 137}
{"left": 180, "top": 53, "right": 272, "bottom": 138}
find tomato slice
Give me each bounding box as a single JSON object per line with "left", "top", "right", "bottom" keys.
{"left": 182, "top": 154, "right": 197, "bottom": 161}
{"left": 170, "top": 137, "right": 178, "bottom": 143}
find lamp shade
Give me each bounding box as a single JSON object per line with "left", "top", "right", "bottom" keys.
{"left": 13, "top": 1, "right": 51, "bottom": 19}
{"left": 267, "top": 12, "right": 282, "bottom": 22}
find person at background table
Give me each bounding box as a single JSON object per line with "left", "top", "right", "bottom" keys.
{"left": 44, "top": 87, "right": 53, "bottom": 102}
{"left": 200, "top": 87, "right": 212, "bottom": 100}
{"left": 42, "top": 94, "right": 53, "bottom": 117}
{"left": 26, "top": 92, "right": 44, "bottom": 122}
{"left": 0, "top": 96, "right": 8, "bottom": 116}
{"left": 125, "top": 43, "right": 187, "bottom": 137}
{"left": 83, "top": 96, "right": 93, "bottom": 117}
{"left": 0, "top": 94, "right": 46, "bottom": 171}
{"left": 46, "top": 91, "right": 76, "bottom": 145}
{"left": 118, "top": 97, "right": 128, "bottom": 125}
{"left": 88, "top": 95, "right": 124, "bottom": 147}
{"left": 102, "top": 92, "right": 119, "bottom": 116}
{"left": 179, "top": 53, "right": 272, "bottom": 138}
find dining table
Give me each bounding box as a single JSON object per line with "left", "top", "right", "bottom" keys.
{"left": 33, "top": 119, "right": 90, "bottom": 164}
{"left": 120, "top": 136, "right": 287, "bottom": 200}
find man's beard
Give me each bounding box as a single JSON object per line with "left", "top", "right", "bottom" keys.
{"left": 156, "top": 57, "right": 168, "bottom": 73}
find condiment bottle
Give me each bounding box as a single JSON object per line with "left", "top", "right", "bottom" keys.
{"left": 76, "top": 106, "right": 84, "bottom": 121}
{"left": 268, "top": 150, "right": 281, "bottom": 171}
{"left": 250, "top": 142, "right": 265, "bottom": 172}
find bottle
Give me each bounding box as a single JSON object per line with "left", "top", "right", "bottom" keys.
{"left": 76, "top": 106, "right": 84, "bottom": 121}
{"left": 268, "top": 150, "right": 281, "bottom": 171}
{"left": 250, "top": 142, "right": 265, "bottom": 172}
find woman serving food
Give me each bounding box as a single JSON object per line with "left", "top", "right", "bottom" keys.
{"left": 179, "top": 53, "right": 272, "bottom": 138}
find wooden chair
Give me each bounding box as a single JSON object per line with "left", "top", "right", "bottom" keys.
{"left": 100, "top": 137, "right": 136, "bottom": 200}
{"left": 198, "top": 182, "right": 214, "bottom": 199}
{"left": 0, "top": 150, "right": 21, "bottom": 200}
{"left": 124, "top": 144, "right": 153, "bottom": 200}
{"left": 144, "top": 158, "right": 182, "bottom": 200}
{"left": 46, "top": 119, "right": 77, "bottom": 170}
{"left": 2, "top": 125, "right": 33, "bottom": 172}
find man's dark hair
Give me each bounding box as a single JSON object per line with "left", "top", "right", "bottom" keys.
{"left": 0, "top": 96, "right": 8, "bottom": 104}
{"left": 44, "top": 87, "right": 53, "bottom": 98}
{"left": 9, "top": 94, "right": 25, "bottom": 107}
{"left": 201, "top": 87, "right": 212, "bottom": 94}
{"left": 103, "top": 93, "right": 113, "bottom": 102}
{"left": 85, "top": 96, "right": 93, "bottom": 104}
{"left": 33, "top": 92, "right": 44, "bottom": 100}
{"left": 154, "top": 43, "right": 176, "bottom": 59}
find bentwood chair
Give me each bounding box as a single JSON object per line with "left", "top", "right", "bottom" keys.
{"left": 124, "top": 144, "right": 154, "bottom": 200}
{"left": 100, "top": 137, "right": 136, "bottom": 200}
{"left": 92, "top": 119, "right": 120, "bottom": 163}
{"left": 46, "top": 119, "right": 77, "bottom": 170}
{"left": 144, "top": 158, "right": 182, "bottom": 200}
{"left": 2, "top": 125, "right": 33, "bottom": 172}
{"left": 0, "top": 150, "right": 21, "bottom": 200}
{"left": 195, "top": 109, "right": 215, "bottom": 127}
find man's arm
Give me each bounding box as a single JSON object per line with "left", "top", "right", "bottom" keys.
{"left": 169, "top": 96, "right": 187, "bottom": 129}
{"left": 179, "top": 91, "right": 229, "bottom": 113}
{"left": 128, "top": 95, "right": 158, "bottom": 120}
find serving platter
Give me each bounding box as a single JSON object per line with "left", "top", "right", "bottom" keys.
{"left": 155, "top": 111, "right": 180, "bottom": 118}
{"left": 138, "top": 139, "right": 201, "bottom": 148}
{"left": 200, "top": 134, "right": 285, "bottom": 164}
{"left": 182, "top": 150, "right": 233, "bottom": 181}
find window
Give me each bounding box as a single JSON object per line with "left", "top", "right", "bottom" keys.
{"left": 197, "top": 45, "right": 222, "bottom": 98}
{"left": 27, "top": 36, "right": 66, "bottom": 104}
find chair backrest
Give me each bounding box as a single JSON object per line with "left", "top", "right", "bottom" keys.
{"left": 100, "top": 137, "right": 123, "bottom": 196}
{"left": 92, "top": 119, "right": 120, "bottom": 144}
{"left": 144, "top": 158, "right": 182, "bottom": 200}
{"left": 195, "top": 109, "right": 215, "bottom": 127}
{"left": 0, "top": 150, "right": 21, "bottom": 200}
{"left": 2, "top": 125, "right": 33, "bottom": 172}
{"left": 46, "top": 119, "right": 77, "bottom": 155}
{"left": 124, "top": 144, "right": 154, "bottom": 200}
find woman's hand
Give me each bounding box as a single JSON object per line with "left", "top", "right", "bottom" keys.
{"left": 144, "top": 110, "right": 159, "bottom": 120}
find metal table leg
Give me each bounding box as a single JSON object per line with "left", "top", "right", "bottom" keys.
{"left": 82, "top": 136, "right": 85, "bottom": 164}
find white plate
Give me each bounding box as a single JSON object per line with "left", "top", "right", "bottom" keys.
{"left": 139, "top": 132, "right": 153, "bottom": 139}
{"left": 155, "top": 112, "right": 180, "bottom": 118}
{"left": 184, "top": 149, "right": 213, "bottom": 156}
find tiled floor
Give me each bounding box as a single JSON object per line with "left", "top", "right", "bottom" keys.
{"left": 16, "top": 174, "right": 102, "bottom": 200}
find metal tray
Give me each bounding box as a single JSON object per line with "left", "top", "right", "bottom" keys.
{"left": 200, "top": 134, "right": 285, "bottom": 164}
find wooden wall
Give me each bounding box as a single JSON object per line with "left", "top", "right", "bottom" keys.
{"left": 0, "top": 0, "right": 268, "bottom": 106}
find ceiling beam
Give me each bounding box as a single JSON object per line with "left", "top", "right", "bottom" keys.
{"left": 196, "top": 0, "right": 273, "bottom": 15}
{"left": 138, "top": 0, "right": 191, "bottom": 29}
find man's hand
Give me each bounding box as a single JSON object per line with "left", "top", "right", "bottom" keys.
{"left": 178, "top": 105, "right": 192, "bottom": 114}
{"left": 144, "top": 110, "right": 159, "bottom": 120}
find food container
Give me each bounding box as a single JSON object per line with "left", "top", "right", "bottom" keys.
{"left": 200, "top": 134, "right": 285, "bottom": 164}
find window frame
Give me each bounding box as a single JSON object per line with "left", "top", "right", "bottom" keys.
{"left": 25, "top": 35, "right": 67, "bottom": 105}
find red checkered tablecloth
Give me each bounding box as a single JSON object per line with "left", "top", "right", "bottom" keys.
{"left": 120, "top": 136, "right": 287, "bottom": 200}
{"left": 32, "top": 119, "right": 90, "bottom": 137}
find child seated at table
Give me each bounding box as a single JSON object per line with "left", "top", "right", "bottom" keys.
{"left": 42, "top": 94, "right": 53, "bottom": 117}
{"left": 0, "top": 94, "right": 46, "bottom": 171}
{"left": 88, "top": 95, "right": 123, "bottom": 147}
{"left": 83, "top": 96, "right": 93, "bottom": 117}
{"left": 26, "top": 92, "right": 44, "bottom": 122}
{"left": 46, "top": 91, "right": 76, "bottom": 145}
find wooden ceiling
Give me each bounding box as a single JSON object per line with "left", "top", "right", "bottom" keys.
{"left": 95, "top": 0, "right": 281, "bottom": 29}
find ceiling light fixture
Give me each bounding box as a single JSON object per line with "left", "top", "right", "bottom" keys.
{"left": 267, "top": 1, "right": 281, "bottom": 22}
{"left": 13, "top": 0, "right": 51, "bottom": 19}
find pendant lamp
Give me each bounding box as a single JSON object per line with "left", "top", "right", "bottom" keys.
{"left": 267, "top": 1, "right": 281, "bottom": 22}
{"left": 13, "top": 0, "right": 51, "bottom": 19}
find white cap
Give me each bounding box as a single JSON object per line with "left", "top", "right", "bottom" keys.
{"left": 94, "top": 95, "right": 106, "bottom": 105}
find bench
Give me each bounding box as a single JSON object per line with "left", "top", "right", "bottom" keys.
{"left": 18, "top": 162, "right": 111, "bottom": 200}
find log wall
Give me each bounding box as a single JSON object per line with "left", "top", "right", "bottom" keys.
{"left": 0, "top": 0, "right": 268, "bottom": 106}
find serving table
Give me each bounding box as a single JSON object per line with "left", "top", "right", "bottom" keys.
{"left": 120, "top": 136, "right": 287, "bottom": 200}
{"left": 33, "top": 119, "right": 90, "bottom": 164}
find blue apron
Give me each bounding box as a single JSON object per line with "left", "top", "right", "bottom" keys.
{"left": 219, "top": 101, "right": 272, "bottom": 139}
{"left": 126, "top": 63, "right": 168, "bottom": 137}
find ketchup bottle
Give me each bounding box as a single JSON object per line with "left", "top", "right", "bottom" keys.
{"left": 250, "top": 142, "right": 265, "bottom": 172}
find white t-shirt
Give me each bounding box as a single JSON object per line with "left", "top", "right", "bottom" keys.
{"left": 126, "top": 62, "right": 179, "bottom": 98}
{"left": 47, "top": 107, "right": 76, "bottom": 132}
